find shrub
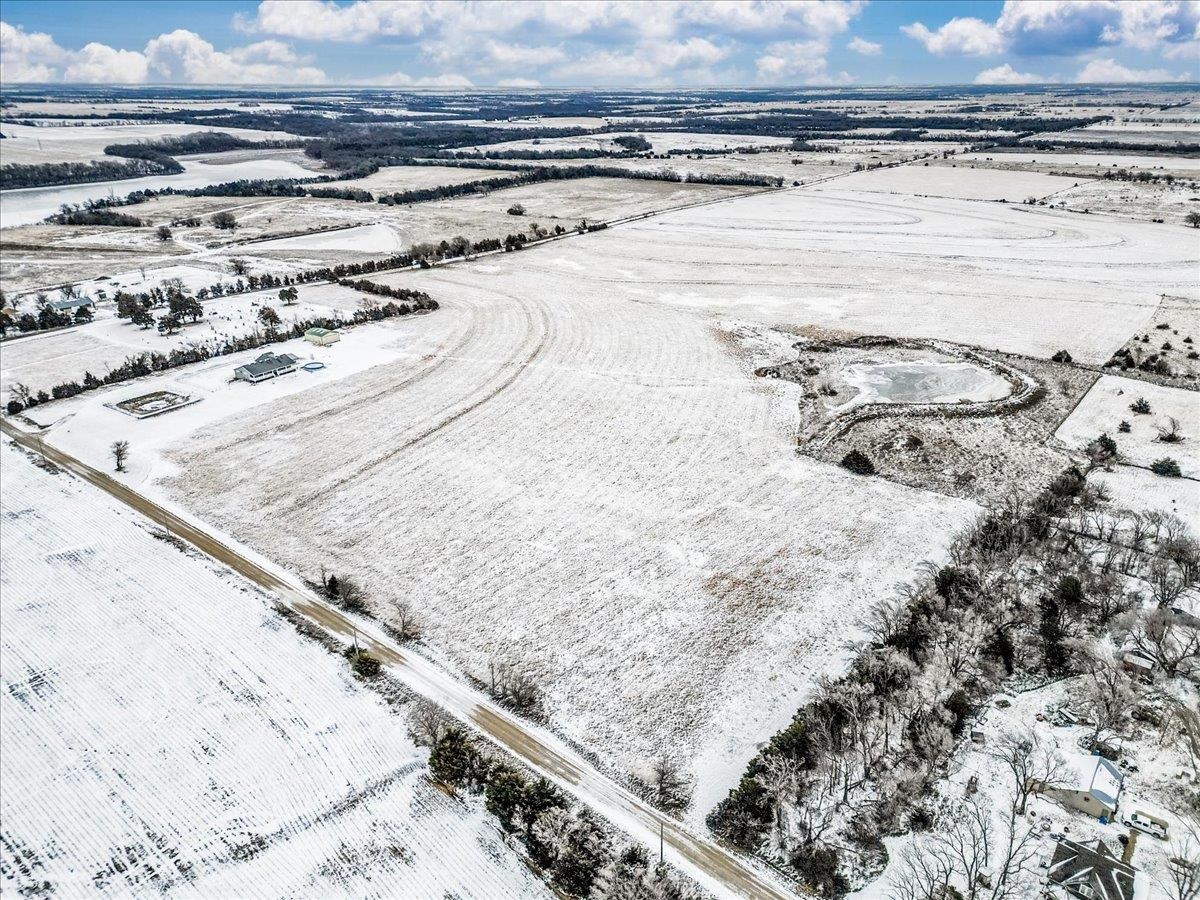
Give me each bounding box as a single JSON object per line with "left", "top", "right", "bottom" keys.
{"left": 1096, "top": 432, "right": 1118, "bottom": 455}
{"left": 1130, "top": 397, "right": 1151, "bottom": 414}
{"left": 6, "top": 399, "right": 24, "bottom": 415}
{"left": 840, "top": 449, "right": 876, "bottom": 476}
{"left": 1150, "top": 457, "right": 1182, "bottom": 477}
{"left": 1155, "top": 417, "right": 1184, "bottom": 443}
{"left": 506, "top": 203, "right": 525, "bottom": 216}
{"left": 429, "top": 726, "right": 484, "bottom": 789}
{"left": 1118, "top": 420, "right": 1131, "bottom": 433}
{"left": 210, "top": 210, "right": 238, "bottom": 229}
{"left": 791, "top": 845, "right": 849, "bottom": 898}
{"left": 346, "top": 649, "right": 381, "bottom": 677}
{"left": 1051, "top": 349, "right": 1073, "bottom": 363}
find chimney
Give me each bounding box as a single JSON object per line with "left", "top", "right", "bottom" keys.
{"left": 1122, "top": 828, "right": 1138, "bottom": 865}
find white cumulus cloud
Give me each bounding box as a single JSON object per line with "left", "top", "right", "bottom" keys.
{"left": 1075, "top": 57, "right": 1183, "bottom": 82}
{"left": 904, "top": 0, "right": 1200, "bottom": 59}
{"left": 901, "top": 18, "right": 1005, "bottom": 55}
{"left": 847, "top": 36, "right": 882, "bottom": 55}
{"left": 0, "top": 22, "right": 327, "bottom": 85}
{"left": 973, "top": 63, "right": 1046, "bottom": 84}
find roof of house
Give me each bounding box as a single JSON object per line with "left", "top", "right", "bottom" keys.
{"left": 1063, "top": 752, "right": 1123, "bottom": 810}
{"left": 1048, "top": 838, "right": 1136, "bottom": 900}
{"left": 304, "top": 327, "right": 338, "bottom": 337}
{"left": 49, "top": 298, "right": 93, "bottom": 311}
{"left": 235, "top": 352, "right": 299, "bottom": 377}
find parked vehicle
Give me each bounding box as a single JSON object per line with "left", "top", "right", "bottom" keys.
{"left": 1122, "top": 810, "right": 1168, "bottom": 839}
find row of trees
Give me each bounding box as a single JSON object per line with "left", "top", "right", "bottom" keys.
{"left": 420, "top": 713, "right": 702, "bottom": 899}
{"left": 4, "top": 295, "right": 437, "bottom": 415}
{"left": 0, "top": 298, "right": 92, "bottom": 337}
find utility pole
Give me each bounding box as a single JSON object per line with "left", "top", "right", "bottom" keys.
{"left": 659, "top": 822, "right": 664, "bottom": 865}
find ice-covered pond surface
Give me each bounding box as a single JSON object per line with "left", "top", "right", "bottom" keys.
{"left": 842, "top": 360, "right": 1013, "bottom": 407}
{"left": 0, "top": 156, "right": 314, "bottom": 228}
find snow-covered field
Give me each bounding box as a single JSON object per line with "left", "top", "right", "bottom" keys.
{"left": 1, "top": 156, "right": 318, "bottom": 229}
{"left": 829, "top": 163, "right": 1081, "bottom": 202}
{"left": 0, "top": 122, "right": 298, "bottom": 166}
{"left": 68, "top": 234, "right": 976, "bottom": 816}
{"left": 1092, "top": 465, "right": 1200, "bottom": 533}
{"left": 245, "top": 223, "right": 402, "bottom": 253}
{"left": 957, "top": 150, "right": 1200, "bottom": 176}
{"left": 464, "top": 130, "right": 794, "bottom": 154}
{"left": 592, "top": 177, "right": 1194, "bottom": 363}
{"left": 15, "top": 175, "right": 1196, "bottom": 814}
{"left": 1055, "top": 374, "right": 1200, "bottom": 477}
{"left": 1030, "top": 121, "right": 1200, "bottom": 147}
{"left": 0, "top": 441, "right": 552, "bottom": 898}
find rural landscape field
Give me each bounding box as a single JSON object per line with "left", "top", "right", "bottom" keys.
{"left": 2, "top": 2, "right": 1199, "bottom": 899}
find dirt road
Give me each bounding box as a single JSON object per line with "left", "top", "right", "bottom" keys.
{"left": 0, "top": 418, "right": 798, "bottom": 900}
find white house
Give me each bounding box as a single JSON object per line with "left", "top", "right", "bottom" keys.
{"left": 234, "top": 352, "right": 299, "bottom": 383}
{"left": 1040, "top": 752, "right": 1124, "bottom": 819}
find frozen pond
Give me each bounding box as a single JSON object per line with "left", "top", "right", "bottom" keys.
{"left": 842, "top": 360, "right": 1012, "bottom": 407}
{"left": 0, "top": 156, "right": 314, "bottom": 229}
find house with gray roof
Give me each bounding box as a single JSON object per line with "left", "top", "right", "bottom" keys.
{"left": 49, "top": 297, "right": 94, "bottom": 313}
{"left": 1046, "top": 837, "right": 1137, "bottom": 900}
{"left": 1040, "top": 752, "right": 1124, "bottom": 819}
{"left": 234, "top": 352, "right": 299, "bottom": 384}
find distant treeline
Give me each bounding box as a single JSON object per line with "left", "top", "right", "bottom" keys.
{"left": 1, "top": 157, "right": 168, "bottom": 190}
{"left": 379, "top": 160, "right": 783, "bottom": 204}
{"left": 1, "top": 131, "right": 306, "bottom": 189}
{"left": 303, "top": 125, "right": 594, "bottom": 170}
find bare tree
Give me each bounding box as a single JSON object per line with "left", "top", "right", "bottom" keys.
{"left": 227, "top": 256, "right": 250, "bottom": 276}
{"left": 990, "top": 730, "right": 1068, "bottom": 814}
{"left": 1156, "top": 416, "right": 1185, "bottom": 444}
{"left": 892, "top": 799, "right": 1038, "bottom": 900}
{"left": 389, "top": 598, "right": 422, "bottom": 642}
{"left": 647, "top": 756, "right": 691, "bottom": 814}
{"left": 110, "top": 440, "right": 130, "bottom": 472}
{"left": 1162, "top": 818, "right": 1200, "bottom": 900}
{"left": 1124, "top": 609, "right": 1200, "bottom": 678}
{"left": 1080, "top": 652, "right": 1137, "bottom": 743}
{"left": 10, "top": 382, "right": 32, "bottom": 407}
{"left": 407, "top": 698, "right": 452, "bottom": 748}
{"left": 1150, "top": 556, "right": 1190, "bottom": 610}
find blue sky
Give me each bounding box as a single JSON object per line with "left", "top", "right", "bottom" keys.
{"left": 1, "top": 1, "right": 1196, "bottom": 88}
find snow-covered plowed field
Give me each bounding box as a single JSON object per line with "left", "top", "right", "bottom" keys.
{"left": 158, "top": 231, "right": 978, "bottom": 813}
{"left": 826, "top": 163, "right": 1081, "bottom": 202}
{"left": 584, "top": 180, "right": 1196, "bottom": 363}
{"left": 0, "top": 442, "right": 552, "bottom": 899}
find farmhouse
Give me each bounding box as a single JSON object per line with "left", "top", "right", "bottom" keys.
{"left": 49, "top": 297, "right": 94, "bottom": 313}
{"left": 234, "top": 352, "right": 300, "bottom": 384}
{"left": 1039, "top": 753, "right": 1124, "bottom": 819}
{"left": 1046, "top": 837, "right": 1137, "bottom": 900}
{"left": 304, "top": 327, "right": 341, "bottom": 346}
